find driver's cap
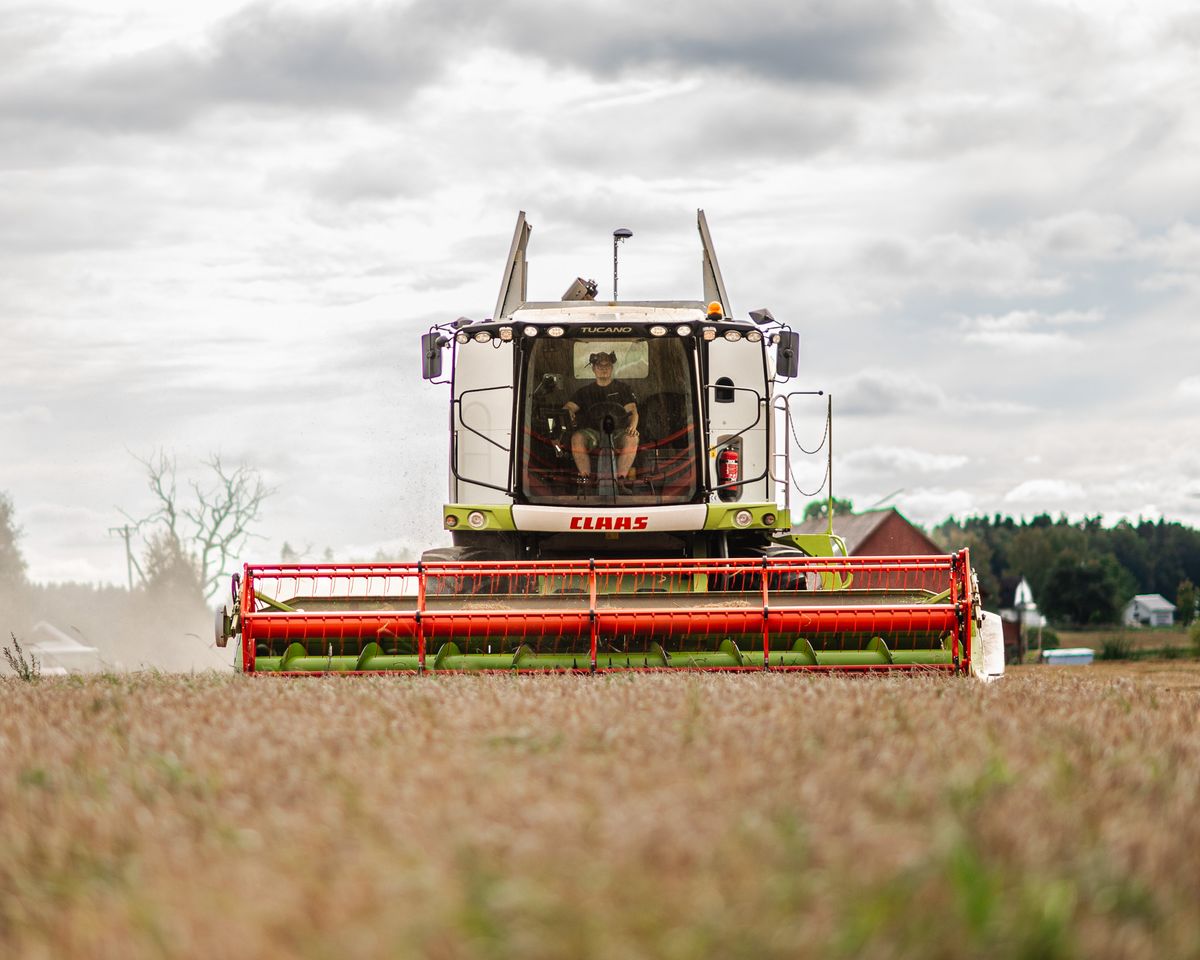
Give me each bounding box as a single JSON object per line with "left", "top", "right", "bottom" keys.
{"left": 589, "top": 351, "right": 617, "bottom": 366}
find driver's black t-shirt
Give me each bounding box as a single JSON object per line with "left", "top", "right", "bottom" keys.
{"left": 569, "top": 380, "right": 638, "bottom": 429}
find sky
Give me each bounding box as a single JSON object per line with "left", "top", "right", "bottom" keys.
{"left": 2, "top": 0, "right": 1199, "bottom": 585}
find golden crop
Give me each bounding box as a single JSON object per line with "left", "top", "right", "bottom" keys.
{"left": 2, "top": 669, "right": 1198, "bottom": 959}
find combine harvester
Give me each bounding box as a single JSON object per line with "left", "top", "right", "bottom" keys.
{"left": 217, "top": 212, "right": 1004, "bottom": 679}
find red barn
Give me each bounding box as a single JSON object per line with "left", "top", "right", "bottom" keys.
{"left": 792, "top": 508, "right": 946, "bottom": 596}
{"left": 792, "top": 508, "right": 942, "bottom": 556}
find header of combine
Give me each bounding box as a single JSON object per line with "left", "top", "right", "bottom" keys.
{"left": 217, "top": 210, "right": 1004, "bottom": 679}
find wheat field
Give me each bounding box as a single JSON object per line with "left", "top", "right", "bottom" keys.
{"left": 2, "top": 668, "right": 1198, "bottom": 959}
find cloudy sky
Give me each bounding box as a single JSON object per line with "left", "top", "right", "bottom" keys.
{"left": 3, "top": 0, "right": 1199, "bottom": 584}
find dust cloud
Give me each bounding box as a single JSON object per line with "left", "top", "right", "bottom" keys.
{"left": 1, "top": 581, "right": 235, "bottom": 675}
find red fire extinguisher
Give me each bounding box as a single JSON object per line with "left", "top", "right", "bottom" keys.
{"left": 717, "top": 447, "right": 739, "bottom": 485}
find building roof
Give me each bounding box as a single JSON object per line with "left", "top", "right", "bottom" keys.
{"left": 29, "top": 621, "right": 99, "bottom": 655}
{"left": 791, "top": 507, "right": 941, "bottom": 555}
{"left": 25, "top": 621, "right": 103, "bottom": 676}
{"left": 1126, "top": 594, "right": 1176, "bottom": 611}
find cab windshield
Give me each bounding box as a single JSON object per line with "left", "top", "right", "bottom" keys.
{"left": 518, "top": 336, "right": 699, "bottom": 506}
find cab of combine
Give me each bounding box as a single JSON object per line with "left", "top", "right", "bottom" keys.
{"left": 421, "top": 210, "right": 811, "bottom": 565}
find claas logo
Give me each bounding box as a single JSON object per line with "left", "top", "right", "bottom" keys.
{"left": 569, "top": 516, "right": 649, "bottom": 531}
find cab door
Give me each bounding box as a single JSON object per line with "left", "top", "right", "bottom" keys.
{"left": 704, "top": 335, "right": 769, "bottom": 502}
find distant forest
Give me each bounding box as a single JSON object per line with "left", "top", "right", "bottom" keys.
{"left": 931, "top": 514, "right": 1200, "bottom": 627}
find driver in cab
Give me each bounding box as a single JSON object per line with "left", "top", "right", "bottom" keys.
{"left": 562, "top": 351, "right": 639, "bottom": 482}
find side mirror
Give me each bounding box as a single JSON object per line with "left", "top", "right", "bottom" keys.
{"left": 421, "top": 332, "right": 445, "bottom": 380}
{"left": 775, "top": 331, "right": 800, "bottom": 379}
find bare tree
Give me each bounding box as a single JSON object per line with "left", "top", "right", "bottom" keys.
{"left": 124, "top": 452, "right": 272, "bottom": 600}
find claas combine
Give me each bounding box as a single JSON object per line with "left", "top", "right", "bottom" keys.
{"left": 216, "top": 211, "right": 1005, "bottom": 679}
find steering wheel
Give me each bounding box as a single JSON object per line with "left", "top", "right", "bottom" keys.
{"left": 584, "top": 400, "right": 630, "bottom": 434}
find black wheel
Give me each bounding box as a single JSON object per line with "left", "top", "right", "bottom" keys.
{"left": 711, "top": 540, "right": 812, "bottom": 592}
{"left": 420, "top": 546, "right": 467, "bottom": 595}
{"left": 420, "top": 544, "right": 532, "bottom": 595}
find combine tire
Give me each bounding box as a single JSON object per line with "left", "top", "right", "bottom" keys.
{"left": 420, "top": 545, "right": 534, "bottom": 596}
{"left": 712, "top": 541, "right": 813, "bottom": 592}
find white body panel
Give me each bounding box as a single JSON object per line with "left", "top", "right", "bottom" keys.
{"left": 512, "top": 503, "right": 709, "bottom": 532}
{"left": 510, "top": 304, "right": 705, "bottom": 326}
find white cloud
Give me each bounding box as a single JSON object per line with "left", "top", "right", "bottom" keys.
{"left": 895, "top": 488, "right": 980, "bottom": 526}
{"left": 834, "top": 370, "right": 949, "bottom": 415}
{"left": 28, "top": 557, "right": 117, "bottom": 584}
{"left": 963, "top": 328, "right": 1078, "bottom": 352}
{"left": 1003, "top": 479, "right": 1087, "bottom": 505}
{"left": 0, "top": 405, "right": 53, "bottom": 426}
{"left": 855, "top": 231, "right": 1065, "bottom": 299}
{"left": 841, "top": 446, "right": 968, "bottom": 474}
{"left": 1176, "top": 376, "right": 1200, "bottom": 400}
{"left": 957, "top": 308, "right": 1104, "bottom": 352}
{"left": 1026, "top": 210, "right": 1138, "bottom": 261}
{"left": 832, "top": 369, "right": 1034, "bottom": 417}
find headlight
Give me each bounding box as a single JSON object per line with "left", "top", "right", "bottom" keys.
{"left": 649, "top": 325, "right": 667, "bottom": 336}
{"left": 523, "top": 325, "right": 539, "bottom": 337}
{"left": 723, "top": 330, "right": 742, "bottom": 342}
{"left": 762, "top": 512, "right": 777, "bottom": 527}
{"left": 467, "top": 510, "right": 487, "bottom": 529}
{"left": 702, "top": 327, "right": 717, "bottom": 341}
{"left": 675, "top": 325, "right": 692, "bottom": 337}
{"left": 498, "top": 327, "right": 514, "bottom": 341}
{"left": 733, "top": 509, "right": 753, "bottom": 528}
{"left": 445, "top": 515, "right": 459, "bottom": 529}
{"left": 456, "top": 332, "right": 470, "bottom": 344}
{"left": 472, "top": 331, "right": 491, "bottom": 343}
{"left": 547, "top": 326, "right": 565, "bottom": 337}
{"left": 746, "top": 330, "right": 762, "bottom": 342}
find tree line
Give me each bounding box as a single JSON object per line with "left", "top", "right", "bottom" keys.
{"left": 931, "top": 514, "right": 1200, "bottom": 627}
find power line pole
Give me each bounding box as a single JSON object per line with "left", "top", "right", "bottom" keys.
{"left": 108, "top": 524, "right": 143, "bottom": 590}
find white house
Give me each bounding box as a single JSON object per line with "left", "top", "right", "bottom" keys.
{"left": 1122, "top": 594, "right": 1176, "bottom": 628}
